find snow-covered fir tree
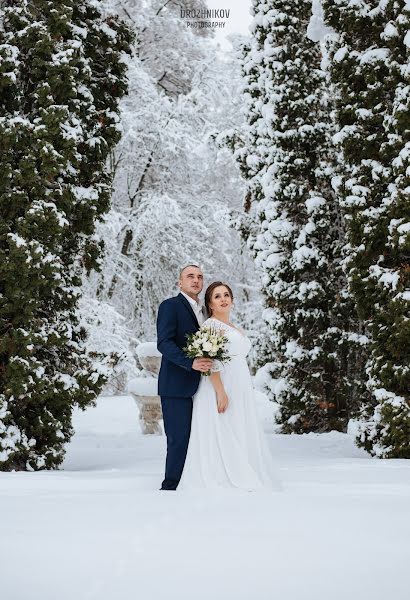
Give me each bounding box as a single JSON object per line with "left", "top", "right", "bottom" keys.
{"left": 231, "top": 0, "right": 367, "bottom": 432}
{"left": 323, "top": 0, "right": 410, "bottom": 457}
{"left": 0, "top": 0, "right": 132, "bottom": 470}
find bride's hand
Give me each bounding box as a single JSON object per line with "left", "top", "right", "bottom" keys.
{"left": 216, "top": 390, "right": 229, "bottom": 414}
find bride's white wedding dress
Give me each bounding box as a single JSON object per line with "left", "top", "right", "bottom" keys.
{"left": 178, "top": 318, "right": 281, "bottom": 491}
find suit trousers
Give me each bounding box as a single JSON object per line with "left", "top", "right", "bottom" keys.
{"left": 160, "top": 395, "right": 193, "bottom": 490}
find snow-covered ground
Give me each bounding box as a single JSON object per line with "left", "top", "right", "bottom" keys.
{"left": 1, "top": 394, "right": 409, "bottom": 600}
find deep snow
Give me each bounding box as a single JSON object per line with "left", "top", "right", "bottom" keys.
{"left": 1, "top": 394, "right": 409, "bottom": 600}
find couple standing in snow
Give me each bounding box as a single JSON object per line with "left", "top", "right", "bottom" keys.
{"left": 156, "top": 264, "right": 281, "bottom": 492}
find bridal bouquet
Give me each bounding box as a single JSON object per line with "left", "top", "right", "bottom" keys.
{"left": 183, "top": 326, "right": 231, "bottom": 376}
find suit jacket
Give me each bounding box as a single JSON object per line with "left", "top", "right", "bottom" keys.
{"left": 157, "top": 293, "right": 206, "bottom": 397}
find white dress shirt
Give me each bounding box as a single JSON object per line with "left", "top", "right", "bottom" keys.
{"left": 180, "top": 291, "right": 204, "bottom": 326}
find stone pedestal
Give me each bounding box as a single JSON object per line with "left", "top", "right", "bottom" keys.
{"left": 136, "top": 395, "right": 163, "bottom": 435}
{"left": 129, "top": 342, "right": 163, "bottom": 435}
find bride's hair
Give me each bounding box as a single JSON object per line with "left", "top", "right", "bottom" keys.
{"left": 204, "top": 282, "right": 234, "bottom": 316}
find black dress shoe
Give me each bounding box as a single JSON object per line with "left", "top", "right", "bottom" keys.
{"left": 160, "top": 479, "right": 178, "bottom": 490}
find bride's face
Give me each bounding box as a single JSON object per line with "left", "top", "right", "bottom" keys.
{"left": 210, "top": 286, "right": 232, "bottom": 315}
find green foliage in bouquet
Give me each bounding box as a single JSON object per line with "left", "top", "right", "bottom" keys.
{"left": 0, "top": 0, "right": 133, "bottom": 470}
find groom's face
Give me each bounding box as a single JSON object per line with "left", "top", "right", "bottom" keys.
{"left": 179, "top": 266, "right": 204, "bottom": 298}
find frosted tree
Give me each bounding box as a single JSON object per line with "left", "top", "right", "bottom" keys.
{"left": 82, "top": 0, "right": 258, "bottom": 387}
{"left": 323, "top": 0, "right": 410, "bottom": 457}
{"left": 230, "top": 0, "right": 366, "bottom": 432}
{"left": 0, "top": 0, "right": 132, "bottom": 470}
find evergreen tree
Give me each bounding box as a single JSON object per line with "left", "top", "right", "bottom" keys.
{"left": 232, "top": 0, "right": 366, "bottom": 432}
{"left": 0, "top": 0, "right": 132, "bottom": 470}
{"left": 323, "top": 0, "right": 410, "bottom": 457}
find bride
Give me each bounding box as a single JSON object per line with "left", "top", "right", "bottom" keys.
{"left": 178, "top": 281, "right": 282, "bottom": 491}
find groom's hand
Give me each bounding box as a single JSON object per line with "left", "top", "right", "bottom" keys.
{"left": 192, "top": 358, "right": 213, "bottom": 372}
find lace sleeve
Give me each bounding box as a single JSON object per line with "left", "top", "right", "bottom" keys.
{"left": 210, "top": 359, "right": 223, "bottom": 373}
{"left": 201, "top": 317, "right": 225, "bottom": 331}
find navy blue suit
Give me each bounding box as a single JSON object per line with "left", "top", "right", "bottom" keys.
{"left": 157, "top": 293, "right": 202, "bottom": 490}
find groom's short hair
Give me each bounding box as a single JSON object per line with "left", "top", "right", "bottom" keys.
{"left": 179, "top": 263, "right": 202, "bottom": 278}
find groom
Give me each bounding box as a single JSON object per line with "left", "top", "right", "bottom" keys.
{"left": 156, "top": 264, "right": 212, "bottom": 490}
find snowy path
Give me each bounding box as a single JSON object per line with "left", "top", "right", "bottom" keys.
{"left": 1, "top": 395, "right": 409, "bottom": 600}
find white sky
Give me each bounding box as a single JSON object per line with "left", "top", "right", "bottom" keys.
{"left": 205, "top": 0, "right": 253, "bottom": 49}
